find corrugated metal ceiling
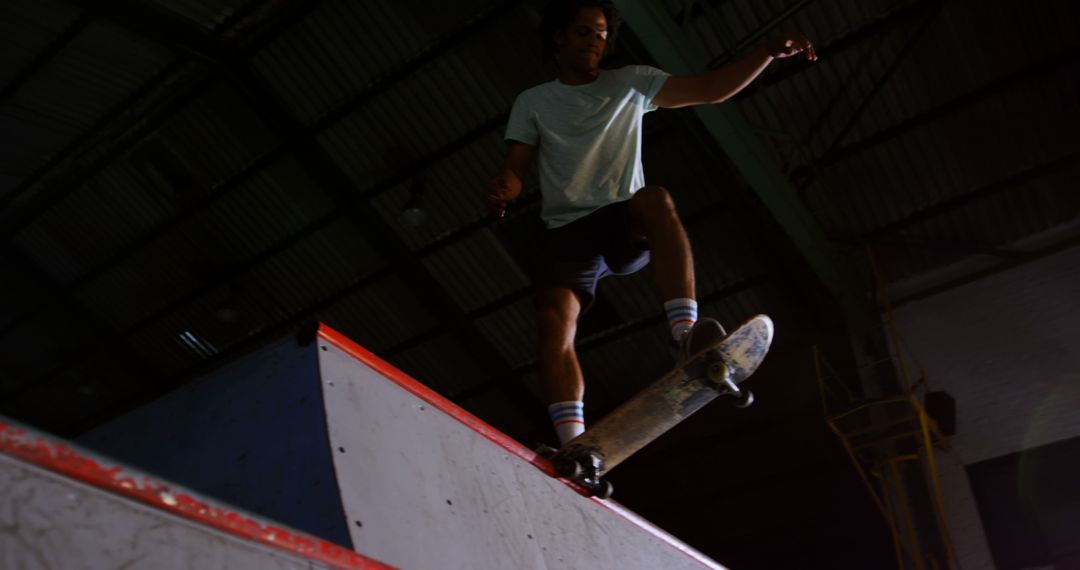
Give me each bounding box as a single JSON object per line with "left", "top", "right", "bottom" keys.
{"left": 0, "top": 0, "right": 1076, "bottom": 564}
{"left": 0, "top": 0, "right": 1072, "bottom": 426}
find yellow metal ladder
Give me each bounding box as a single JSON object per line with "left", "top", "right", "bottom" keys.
{"left": 814, "top": 248, "right": 957, "bottom": 570}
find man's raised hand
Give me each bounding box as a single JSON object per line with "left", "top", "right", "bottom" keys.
{"left": 767, "top": 32, "right": 817, "bottom": 61}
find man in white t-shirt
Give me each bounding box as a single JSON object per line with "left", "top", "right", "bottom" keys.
{"left": 483, "top": 0, "right": 816, "bottom": 445}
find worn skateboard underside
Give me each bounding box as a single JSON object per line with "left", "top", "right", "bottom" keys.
{"left": 549, "top": 315, "right": 774, "bottom": 497}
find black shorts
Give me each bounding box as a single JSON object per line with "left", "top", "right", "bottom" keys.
{"left": 534, "top": 200, "right": 650, "bottom": 311}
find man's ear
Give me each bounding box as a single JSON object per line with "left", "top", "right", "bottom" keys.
{"left": 553, "top": 30, "right": 564, "bottom": 47}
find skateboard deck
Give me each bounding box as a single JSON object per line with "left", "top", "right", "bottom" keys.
{"left": 544, "top": 314, "right": 774, "bottom": 498}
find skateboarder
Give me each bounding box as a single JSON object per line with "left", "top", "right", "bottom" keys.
{"left": 483, "top": 0, "right": 816, "bottom": 445}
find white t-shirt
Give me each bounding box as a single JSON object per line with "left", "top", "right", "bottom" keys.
{"left": 504, "top": 65, "right": 670, "bottom": 228}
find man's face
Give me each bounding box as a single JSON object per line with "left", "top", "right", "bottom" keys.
{"left": 554, "top": 7, "right": 608, "bottom": 74}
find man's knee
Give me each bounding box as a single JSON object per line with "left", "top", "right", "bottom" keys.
{"left": 535, "top": 289, "right": 580, "bottom": 344}
{"left": 633, "top": 185, "right": 677, "bottom": 215}
{"left": 631, "top": 186, "right": 679, "bottom": 227}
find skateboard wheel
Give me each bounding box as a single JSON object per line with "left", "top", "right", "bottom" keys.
{"left": 553, "top": 456, "right": 583, "bottom": 480}
{"left": 535, "top": 445, "right": 557, "bottom": 459}
{"left": 734, "top": 389, "right": 754, "bottom": 408}
{"left": 595, "top": 479, "right": 614, "bottom": 500}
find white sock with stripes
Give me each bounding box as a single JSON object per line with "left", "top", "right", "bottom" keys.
{"left": 664, "top": 298, "right": 698, "bottom": 341}
{"left": 548, "top": 401, "right": 585, "bottom": 445}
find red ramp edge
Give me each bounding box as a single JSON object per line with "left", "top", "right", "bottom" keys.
{"left": 0, "top": 421, "right": 395, "bottom": 570}
{"left": 318, "top": 323, "right": 727, "bottom": 570}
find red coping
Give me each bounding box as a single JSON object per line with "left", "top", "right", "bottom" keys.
{"left": 0, "top": 421, "right": 395, "bottom": 570}
{"left": 317, "top": 323, "right": 726, "bottom": 570}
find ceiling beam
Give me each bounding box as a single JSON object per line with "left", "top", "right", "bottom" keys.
{"left": 892, "top": 231, "right": 1080, "bottom": 308}
{"left": 866, "top": 237, "right": 1031, "bottom": 260}
{"left": 815, "top": 49, "right": 1077, "bottom": 171}
{"left": 0, "top": 14, "right": 92, "bottom": 105}
{"left": 797, "top": 0, "right": 945, "bottom": 193}
{"left": 0, "top": 59, "right": 201, "bottom": 218}
{"left": 707, "top": 0, "right": 817, "bottom": 69}
{"left": 857, "top": 150, "right": 1080, "bottom": 243}
{"left": 727, "top": 0, "right": 944, "bottom": 100}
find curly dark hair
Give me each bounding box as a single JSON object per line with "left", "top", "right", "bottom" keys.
{"left": 539, "top": 0, "right": 621, "bottom": 62}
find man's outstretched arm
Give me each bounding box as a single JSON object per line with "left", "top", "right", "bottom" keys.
{"left": 652, "top": 32, "right": 817, "bottom": 109}
{"left": 484, "top": 141, "right": 537, "bottom": 218}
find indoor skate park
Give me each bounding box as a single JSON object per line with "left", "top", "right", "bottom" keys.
{"left": 1, "top": 0, "right": 1078, "bottom": 568}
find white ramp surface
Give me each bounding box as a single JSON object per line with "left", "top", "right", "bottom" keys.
{"left": 1, "top": 454, "right": 321, "bottom": 570}
{"left": 0, "top": 422, "right": 393, "bottom": 570}
{"left": 317, "top": 326, "right": 727, "bottom": 570}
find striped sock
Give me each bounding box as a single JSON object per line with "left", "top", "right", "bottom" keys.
{"left": 664, "top": 298, "right": 698, "bottom": 341}
{"left": 548, "top": 401, "right": 585, "bottom": 445}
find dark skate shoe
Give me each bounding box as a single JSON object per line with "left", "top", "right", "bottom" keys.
{"left": 674, "top": 318, "right": 727, "bottom": 365}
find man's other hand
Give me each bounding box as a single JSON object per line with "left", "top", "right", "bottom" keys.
{"left": 484, "top": 173, "right": 520, "bottom": 219}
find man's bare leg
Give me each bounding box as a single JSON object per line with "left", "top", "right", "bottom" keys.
{"left": 628, "top": 186, "right": 695, "bottom": 301}
{"left": 536, "top": 287, "right": 586, "bottom": 444}
{"left": 628, "top": 186, "right": 723, "bottom": 355}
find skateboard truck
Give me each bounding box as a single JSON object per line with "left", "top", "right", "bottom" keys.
{"left": 538, "top": 445, "right": 615, "bottom": 499}
{"left": 706, "top": 357, "right": 754, "bottom": 408}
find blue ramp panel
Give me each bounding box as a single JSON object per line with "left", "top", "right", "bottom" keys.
{"left": 78, "top": 334, "right": 352, "bottom": 548}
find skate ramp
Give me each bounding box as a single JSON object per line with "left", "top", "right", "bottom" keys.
{"left": 72, "top": 323, "right": 727, "bottom": 569}
{"left": 0, "top": 421, "right": 391, "bottom": 569}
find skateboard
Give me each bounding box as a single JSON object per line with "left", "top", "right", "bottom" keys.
{"left": 539, "top": 314, "right": 774, "bottom": 498}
